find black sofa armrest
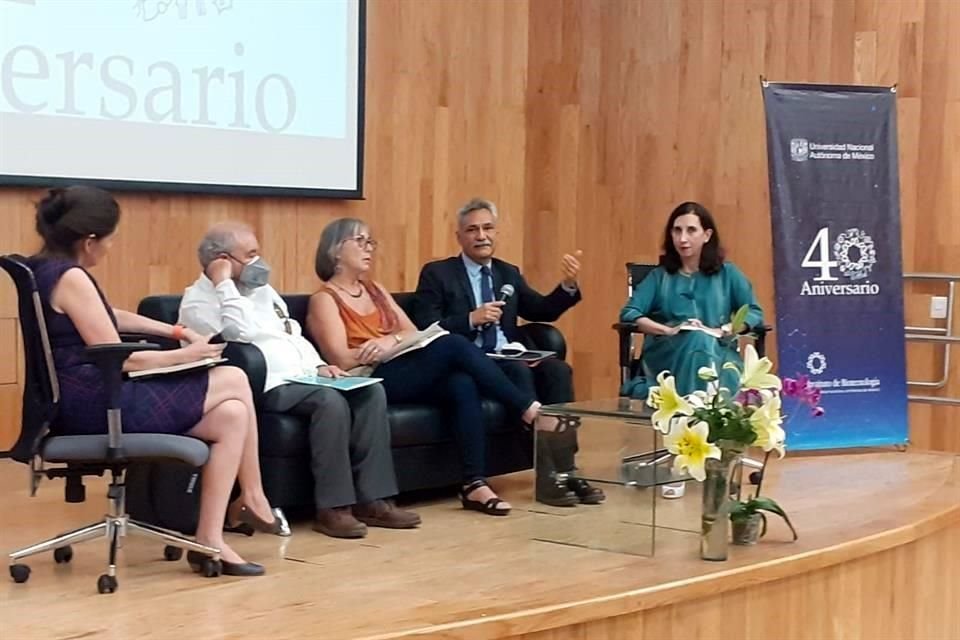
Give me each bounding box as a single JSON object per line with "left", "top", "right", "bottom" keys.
{"left": 136, "top": 294, "right": 268, "bottom": 406}
{"left": 221, "top": 342, "right": 268, "bottom": 408}
{"left": 122, "top": 331, "right": 268, "bottom": 407}
{"left": 516, "top": 323, "right": 567, "bottom": 361}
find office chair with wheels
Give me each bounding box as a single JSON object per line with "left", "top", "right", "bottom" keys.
{"left": 1, "top": 255, "right": 222, "bottom": 594}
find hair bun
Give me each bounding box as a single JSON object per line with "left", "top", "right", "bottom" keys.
{"left": 39, "top": 188, "right": 69, "bottom": 226}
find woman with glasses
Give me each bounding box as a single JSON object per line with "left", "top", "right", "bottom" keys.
{"left": 307, "top": 218, "right": 544, "bottom": 516}
{"left": 179, "top": 222, "right": 421, "bottom": 539}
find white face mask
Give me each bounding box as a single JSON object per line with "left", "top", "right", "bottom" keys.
{"left": 237, "top": 255, "right": 271, "bottom": 289}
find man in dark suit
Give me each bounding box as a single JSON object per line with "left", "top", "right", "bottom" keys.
{"left": 413, "top": 198, "right": 604, "bottom": 507}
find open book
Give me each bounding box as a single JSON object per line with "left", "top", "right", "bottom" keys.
{"left": 486, "top": 341, "right": 556, "bottom": 364}
{"left": 676, "top": 323, "right": 728, "bottom": 339}
{"left": 127, "top": 357, "right": 228, "bottom": 379}
{"left": 285, "top": 375, "right": 383, "bottom": 392}
{"left": 346, "top": 322, "right": 450, "bottom": 376}
{"left": 383, "top": 322, "right": 449, "bottom": 362}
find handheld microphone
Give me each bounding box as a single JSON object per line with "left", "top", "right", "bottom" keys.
{"left": 483, "top": 285, "right": 515, "bottom": 329}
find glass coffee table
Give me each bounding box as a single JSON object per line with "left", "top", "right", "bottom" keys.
{"left": 522, "top": 398, "right": 701, "bottom": 557}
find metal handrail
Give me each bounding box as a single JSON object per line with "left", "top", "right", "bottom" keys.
{"left": 905, "top": 274, "right": 959, "bottom": 405}
{"left": 903, "top": 272, "right": 960, "bottom": 280}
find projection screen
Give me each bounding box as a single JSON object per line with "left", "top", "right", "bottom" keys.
{"left": 0, "top": 0, "right": 365, "bottom": 198}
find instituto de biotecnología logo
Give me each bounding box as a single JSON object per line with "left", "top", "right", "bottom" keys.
{"left": 789, "top": 137, "right": 876, "bottom": 162}
{"left": 799, "top": 226, "right": 879, "bottom": 297}
{"left": 806, "top": 352, "right": 827, "bottom": 375}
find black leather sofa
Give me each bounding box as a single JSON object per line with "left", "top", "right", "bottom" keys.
{"left": 136, "top": 292, "right": 568, "bottom": 509}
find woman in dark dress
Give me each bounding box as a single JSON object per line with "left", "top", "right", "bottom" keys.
{"left": 29, "top": 186, "right": 276, "bottom": 577}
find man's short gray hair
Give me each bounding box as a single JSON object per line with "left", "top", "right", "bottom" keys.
{"left": 457, "top": 198, "right": 498, "bottom": 227}
{"left": 197, "top": 222, "right": 253, "bottom": 267}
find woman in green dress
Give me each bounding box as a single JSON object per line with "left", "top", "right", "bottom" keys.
{"left": 620, "top": 202, "right": 763, "bottom": 398}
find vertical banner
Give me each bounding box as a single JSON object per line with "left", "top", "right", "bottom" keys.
{"left": 762, "top": 83, "right": 908, "bottom": 450}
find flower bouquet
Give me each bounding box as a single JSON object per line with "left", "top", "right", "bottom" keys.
{"left": 646, "top": 307, "right": 821, "bottom": 560}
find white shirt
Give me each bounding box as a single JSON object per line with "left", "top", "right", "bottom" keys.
{"left": 178, "top": 274, "right": 324, "bottom": 392}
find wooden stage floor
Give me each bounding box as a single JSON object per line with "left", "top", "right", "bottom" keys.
{"left": 1, "top": 451, "right": 958, "bottom": 640}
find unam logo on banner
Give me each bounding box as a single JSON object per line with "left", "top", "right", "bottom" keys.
{"left": 790, "top": 138, "right": 809, "bottom": 162}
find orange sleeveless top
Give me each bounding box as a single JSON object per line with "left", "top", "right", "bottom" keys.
{"left": 323, "top": 281, "right": 399, "bottom": 348}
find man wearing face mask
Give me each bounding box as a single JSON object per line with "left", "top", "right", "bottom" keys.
{"left": 178, "top": 222, "right": 421, "bottom": 538}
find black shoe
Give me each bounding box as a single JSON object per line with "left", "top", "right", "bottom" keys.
{"left": 568, "top": 478, "right": 605, "bottom": 504}
{"left": 535, "top": 480, "right": 578, "bottom": 507}
{"left": 187, "top": 550, "right": 265, "bottom": 577}
{"left": 460, "top": 479, "right": 511, "bottom": 516}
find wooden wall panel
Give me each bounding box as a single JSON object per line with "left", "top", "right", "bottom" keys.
{"left": 523, "top": 0, "right": 960, "bottom": 452}
{"left": 1, "top": 0, "right": 958, "bottom": 453}
{"left": 0, "top": 0, "right": 531, "bottom": 450}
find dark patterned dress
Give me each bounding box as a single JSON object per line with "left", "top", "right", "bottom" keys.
{"left": 29, "top": 257, "right": 208, "bottom": 436}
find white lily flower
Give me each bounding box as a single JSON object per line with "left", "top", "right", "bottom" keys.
{"left": 750, "top": 394, "right": 786, "bottom": 458}
{"left": 646, "top": 371, "right": 694, "bottom": 434}
{"left": 697, "top": 365, "right": 719, "bottom": 382}
{"left": 664, "top": 419, "right": 721, "bottom": 482}
{"left": 740, "top": 344, "right": 782, "bottom": 391}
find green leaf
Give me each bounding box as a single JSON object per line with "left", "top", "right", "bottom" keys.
{"left": 730, "top": 304, "right": 750, "bottom": 334}
{"left": 747, "top": 497, "right": 798, "bottom": 541}
{"left": 729, "top": 502, "right": 750, "bottom": 519}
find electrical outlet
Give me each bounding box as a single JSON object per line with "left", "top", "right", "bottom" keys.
{"left": 930, "top": 296, "right": 948, "bottom": 320}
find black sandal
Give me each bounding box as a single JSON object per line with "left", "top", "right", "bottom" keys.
{"left": 460, "top": 479, "right": 511, "bottom": 516}
{"left": 536, "top": 414, "right": 582, "bottom": 433}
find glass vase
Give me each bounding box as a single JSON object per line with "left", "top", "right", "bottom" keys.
{"left": 700, "top": 450, "right": 741, "bottom": 561}
{"left": 731, "top": 513, "right": 764, "bottom": 545}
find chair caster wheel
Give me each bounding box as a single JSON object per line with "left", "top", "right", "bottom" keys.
{"left": 10, "top": 564, "right": 30, "bottom": 583}
{"left": 97, "top": 574, "right": 118, "bottom": 594}
{"left": 54, "top": 546, "right": 73, "bottom": 564}
{"left": 163, "top": 546, "right": 183, "bottom": 561}
{"left": 748, "top": 471, "right": 763, "bottom": 485}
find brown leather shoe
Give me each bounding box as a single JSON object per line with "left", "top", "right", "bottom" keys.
{"left": 313, "top": 507, "right": 367, "bottom": 539}
{"left": 353, "top": 499, "right": 422, "bottom": 529}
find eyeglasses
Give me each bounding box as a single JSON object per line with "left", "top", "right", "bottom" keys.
{"left": 350, "top": 235, "right": 378, "bottom": 251}
{"left": 273, "top": 302, "right": 292, "bottom": 335}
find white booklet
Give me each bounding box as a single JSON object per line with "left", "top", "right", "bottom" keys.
{"left": 486, "top": 341, "right": 556, "bottom": 364}
{"left": 383, "top": 322, "right": 449, "bottom": 362}
{"left": 676, "top": 323, "right": 726, "bottom": 339}
{"left": 127, "top": 357, "right": 228, "bottom": 379}
{"left": 347, "top": 322, "right": 450, "bottom": 376}
{"left": 285, "top": 375, "right": 383, "bottom": 392}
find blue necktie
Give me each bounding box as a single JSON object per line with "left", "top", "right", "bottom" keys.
{"left": 480, "top": 266, "right": 497, "bottom": 352}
